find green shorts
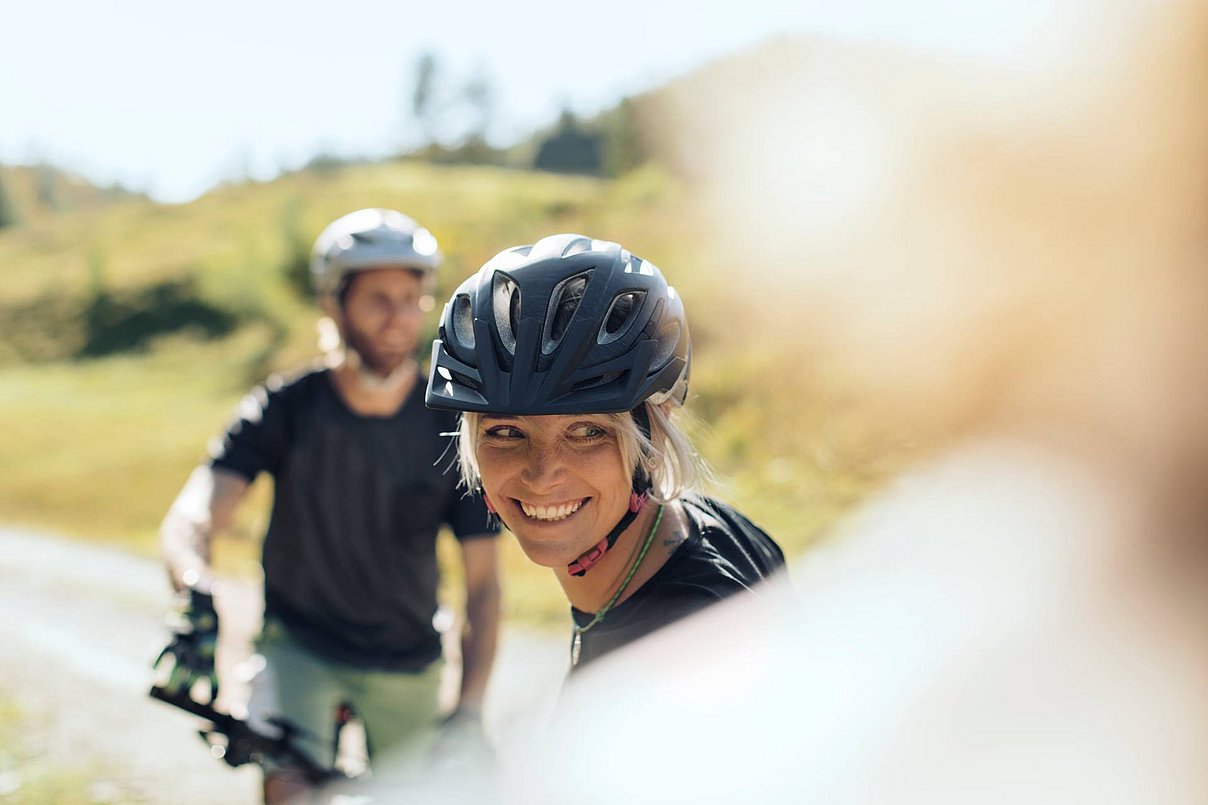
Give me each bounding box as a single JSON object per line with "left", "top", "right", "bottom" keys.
{"left": 246, "top": 619, "right": 444, "bottom": 773}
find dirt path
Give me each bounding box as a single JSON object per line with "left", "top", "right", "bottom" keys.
{"left": 0, "top": 527, "right": 566, "bottom": 804}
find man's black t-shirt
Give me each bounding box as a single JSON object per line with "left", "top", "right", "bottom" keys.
{"left": 570, "top": 495, "right": 786, "bottom": 668}
{"left": 209, "top": 365, "right": 496, "bottom": 671}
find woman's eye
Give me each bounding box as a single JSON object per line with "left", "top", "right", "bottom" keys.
{"left": 483, "top": 425, "right": 523, "bottom": 440}
{"left": 569, "top": 423, "right": 608, "bottom": 440}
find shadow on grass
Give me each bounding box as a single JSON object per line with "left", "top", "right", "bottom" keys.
{"left": 0, "top": 278, "right": 245, "bottom": 362}
{"left": 79, "top": 279, "right": 237, "bottom": 357}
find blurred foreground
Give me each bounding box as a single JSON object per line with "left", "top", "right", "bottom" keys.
{"left": 538, "top": 2, "right": 1208, "bottom": 802}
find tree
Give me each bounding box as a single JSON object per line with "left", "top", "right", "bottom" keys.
{"left": 461, "top": 64, "right": 495, "bottom": 146}
{"left": 533, "top": 110, "right": 604, "bottom": 175}
{"left": 411, "top": 51, "right": 440, "bottom": 146}
{"left": 599, "top": 98, "right": 651, "bottom": 177}
{"left": 34, "top": 162, "right": 62, "bottom": 212}
{"left": 0, "top": 165, "right": 20, "bottom": 229}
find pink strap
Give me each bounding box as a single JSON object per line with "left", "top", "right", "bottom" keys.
{"left": 567, "top": 538, "right": 609, "bottom": 576}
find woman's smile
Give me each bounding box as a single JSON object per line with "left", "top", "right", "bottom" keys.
{"left": 516, "top": 497, "right": 590, "bottom": 522}
{"left": 475, "top": 414, "right": 631, "bottom": 567}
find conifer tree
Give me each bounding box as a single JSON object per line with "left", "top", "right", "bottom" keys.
{"left": 0, "top": 165, "right": 20, "bottom": 229}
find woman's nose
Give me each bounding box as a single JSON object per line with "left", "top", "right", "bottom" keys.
{"left": 519, "top": 444, "right": 567, "bottom": 492}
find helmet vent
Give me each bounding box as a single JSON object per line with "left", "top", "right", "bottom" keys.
{"left": 560, "top": 237, "right": 595, "bottom": 258}
{"left": 622, "top": 256, "right": 657, "bottom": 276}
{"left": 542, "top": 271, "right": 593, "bottom": 355}
{"left": 571, "top": 369, "right": 626, "bottom": 392}
{"left": 451, "top": 294, "right": 475, "bottom": 349}
{"left": 412, "top": 227, "right": 438, "bottom": 256}
{"left": 598, "top": 290, "right": 646, "bottom": 345}
{"left": 492, "top": 273, "right": 520, "bottom": 355}
{"left": 449, "top": 368, "right": 482, "bottom": 392}
{"left": 652, "top": 320, "right": 682, "bottom": 367}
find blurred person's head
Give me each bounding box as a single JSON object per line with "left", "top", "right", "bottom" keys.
{"left": 311, "top": 208, "right": 442, "bottom": 378}
{"left": 426, "top": 234, "right": 703, "bottom": 572}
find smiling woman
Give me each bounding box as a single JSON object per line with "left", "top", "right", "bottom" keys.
{"left": 426, "top": 234, "right": 787, "bottom": 669}
{"left": 473, "top": 414, "right": 635, "bottom": 568}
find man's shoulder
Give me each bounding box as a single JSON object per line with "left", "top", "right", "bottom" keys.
{"left": 244, "top": 361, "right": 330, "bottom": 409}
{"left": 258, "top": 360, "right": 329, "bottom": 396}
{"left": 221, "top": 361, "right": 329, "bottom": 431}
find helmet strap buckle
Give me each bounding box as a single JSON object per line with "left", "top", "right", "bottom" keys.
{"left": 567, "top": 490, "right": 649, "bottom": 577}
{"left": 567, "top": 538, "right": 609, "bottom": 577}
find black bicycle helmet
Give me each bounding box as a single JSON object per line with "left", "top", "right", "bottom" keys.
{"left": 426, "top": 234, "right": 690, "bottom": 415}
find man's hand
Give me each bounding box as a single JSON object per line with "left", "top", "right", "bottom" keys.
{"left": 153, "top": 587, "right": 220, "bottom": 703}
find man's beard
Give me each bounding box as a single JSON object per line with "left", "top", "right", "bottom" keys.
{"left": 340, "top": 324, "right": 414, "bottom": 382}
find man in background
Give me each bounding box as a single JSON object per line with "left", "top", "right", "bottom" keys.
{"left": 155, "top": 208, "right": 500, "bottom": 803}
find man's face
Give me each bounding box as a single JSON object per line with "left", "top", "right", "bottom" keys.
{"left": 336, "top": 268, "right": 426, "bottom": 375}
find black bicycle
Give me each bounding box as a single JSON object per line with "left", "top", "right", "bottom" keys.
{"left": 147, "top": 684, "right": 348, "bottom": 786}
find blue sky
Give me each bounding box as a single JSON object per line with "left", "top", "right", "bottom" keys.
{"left": 3, "top": 0, "right": 1060, "bottom": 202}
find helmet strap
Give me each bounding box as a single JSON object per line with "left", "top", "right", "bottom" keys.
{"left": 567, "top": 490, "right": 649, "bottom": 577}
{"left": 567, "top": 404, "right": 656, "bottom": 577}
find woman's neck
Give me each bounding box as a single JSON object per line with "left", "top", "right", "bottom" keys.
{"left": 557, "top": 500, "right": 686, "bottom": 612}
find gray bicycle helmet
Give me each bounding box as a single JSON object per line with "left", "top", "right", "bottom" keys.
{"left": 426, "top": 234, "right": 690, "bottom": 415}
{"left": 310, "top": 208, "right": 442, "bottom": 299}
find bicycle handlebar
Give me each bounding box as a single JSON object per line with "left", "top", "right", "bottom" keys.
{"left": 148, "top": 684, "right": 342, "bottom": 784}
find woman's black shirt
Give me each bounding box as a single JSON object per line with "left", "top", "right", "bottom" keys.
{"left": 570, "top": 495, "right": 786, "bottom": 669}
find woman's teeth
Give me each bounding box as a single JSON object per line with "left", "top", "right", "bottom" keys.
{"left": 520, "top": 499, "right": 584, "bottom": 521}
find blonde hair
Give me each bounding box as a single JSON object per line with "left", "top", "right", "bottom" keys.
{"left": 457, "top": 402, "right": 708, "bottom": 503}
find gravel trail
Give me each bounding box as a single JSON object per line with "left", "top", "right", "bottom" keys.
{"left": 0, "top": 528, "right": 565, "bottom": 803}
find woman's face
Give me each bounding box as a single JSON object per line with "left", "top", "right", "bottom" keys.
{"left": 474, "top": 414, "right": 632, "bottom": 568}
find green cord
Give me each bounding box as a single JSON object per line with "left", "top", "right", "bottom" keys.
{"left": 572, "top": 503, "right": 665, "bottom": 639}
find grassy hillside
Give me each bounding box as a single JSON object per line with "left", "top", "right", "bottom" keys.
{"left": 0, "top": 158, "right": 915, "bottom": 626}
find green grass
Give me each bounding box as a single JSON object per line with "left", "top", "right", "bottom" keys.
{"left": 0, "top": 160, "right": 917, "bottom": 625}
{"left": 0, "top": 329, "right": 280, "bottom": 552}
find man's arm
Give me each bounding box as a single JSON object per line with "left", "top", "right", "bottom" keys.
{"left": 155, "top": 465, "right": 250, "bottom": 701}
{"left": 455, "top": 536, "right": 502, "bottom": 713}
{"left": 161, "top": 466, "right": 250, "bottom": 594}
